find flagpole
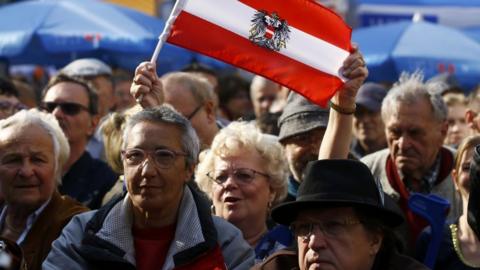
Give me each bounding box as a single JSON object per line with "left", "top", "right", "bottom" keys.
{"left": 137, "top": 0, "right": 186, "bottom": 104}
{"left": 150, "top": 0, "right": 186, "bottom": 63}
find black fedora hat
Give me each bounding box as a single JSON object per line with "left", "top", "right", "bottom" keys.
{"left": 271, "top": 159, "right": 404, "bottom": 227}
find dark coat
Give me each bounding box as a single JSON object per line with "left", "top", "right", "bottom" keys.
{"left": 21, "top": 191, "right": 88, "bottom": 270}
{"left": 60, "top": 151, "right": 118, "bottom": 209}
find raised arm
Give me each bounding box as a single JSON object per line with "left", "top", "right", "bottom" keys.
{"left": 130, "top": 61, "right": 164, "bottom": 108}
{"left": 318, "top": 44, "right": 368, "bottom": 160}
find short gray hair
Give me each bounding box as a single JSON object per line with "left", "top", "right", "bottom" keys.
{"left": 0, "top": 109, "right": 70, "bottom": 185}
{"left": 195, "top": 122, "right": 288, "bottom": 205}
{"left": 122, "top": 105, "right": 200, "bottom": 168}
{"left": 381, "top": 72, "right": 448, "bottom": 123}
{"left": 162, "top": 72, "right": 216, "bottom": 105}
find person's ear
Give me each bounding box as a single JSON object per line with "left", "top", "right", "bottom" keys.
{"left": 368, "top": 231, "right": 384, "bottom": 256}
{"left": 203, "top": 100, "right": 216, "bottom": 123}
{"left": 184, "top": 163, "right": 195, "bottom": 183}
{"left": 88, "top": 114, "right": 100, "bottom": 137}
{"left": 466, "top": 109, "right": 479, "bottom": 131}
{"left": 439, "top": 120, "right": 449, "bottom": 139}
{"left": 452, "top": 168, "right": 461, "bottom": 192}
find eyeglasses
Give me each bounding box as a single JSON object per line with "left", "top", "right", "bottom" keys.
{"left": 121, "top": 148, "right": 188, "bottom": 169}
{"left": 206, "top": 168, "right": 269, "bottom": 185}
{"left": 186, "top": 104, "right": 204, "bottom": 120}
{"left": 0, "top": 101, "right": 27, "bottom": 113}
{"left": 41, "top": 102, "right": 90, "bottom": 116}
{"left": 290, "top": 218, "right": 361, "bottom": 240}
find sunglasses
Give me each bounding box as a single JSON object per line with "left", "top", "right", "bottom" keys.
{"left": 41, "top": 102, "right": 90, "bottom": 116}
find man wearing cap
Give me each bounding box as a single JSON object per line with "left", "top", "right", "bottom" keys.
{"left": 62, "top": 58, "right": 115, "bottom": 160}
{"left": 254, "top": 159, "right": 428, "bottom": 270}
{"left": 277, "top": 92, "right": 330, "bottom": 201}
{"left": 351, "top": 82, "right": 388, "bottom": 159}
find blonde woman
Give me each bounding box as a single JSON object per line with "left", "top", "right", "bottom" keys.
{"left": 196, "top": 121, "right": 290, "bottom": 262}
{"left": 416, "top": 135, "right": 480, "bottom": 269}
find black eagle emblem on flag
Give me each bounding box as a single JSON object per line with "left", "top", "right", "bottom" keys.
{"left": 249, "top": 10, "right": 290, "bottom": 52}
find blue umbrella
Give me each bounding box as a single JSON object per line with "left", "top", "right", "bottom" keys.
{"left": 0, "top": 0, "right": 196, "bottom": 72}
{"left": 464, "top": 27, "right": 480, "bottom": 43}
{"left": 353, "top": 20, "right": 480, "bottom": 91}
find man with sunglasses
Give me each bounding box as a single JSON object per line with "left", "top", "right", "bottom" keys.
{"left": 254, "top": 159, "right": 427, "bottom": 270}
{"left": 40, "top": 73, "right": 117, "bottom": 209}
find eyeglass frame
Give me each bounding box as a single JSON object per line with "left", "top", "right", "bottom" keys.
{"left": 40, "top": 101, "right": 91, "bottom": 116}
{"left": 186, "top": 104, "right": 204, "bottom": 120}
{"left": 121, "top": 147, "right": 188, "bottom": 169}
{"left": 206, "top": 167, "right": 269, "bottom": 186}
{"left": 290, "top": 218, "right": 362, "bottom": 241}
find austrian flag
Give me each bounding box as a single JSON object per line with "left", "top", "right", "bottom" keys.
{"left": 165, "top": 0, "right": 352, "bottom": 106}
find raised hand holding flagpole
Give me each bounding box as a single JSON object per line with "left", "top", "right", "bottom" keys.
{"left": 131, "top": 0, "right": 185, "bottom": 108}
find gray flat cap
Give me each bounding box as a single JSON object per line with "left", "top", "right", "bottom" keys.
{"left": 278, "top": 92, "right": 329, "bottom": 142}
{"left": 62, "top": 58, "right": 112, "bottom": 77}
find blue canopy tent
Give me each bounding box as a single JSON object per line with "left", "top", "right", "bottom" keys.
{"left": 356, "top": 0, "right": 480, "bottom": 29}
{"left": 0, "top": 0, "right": 229, "bottom": 73}
{"left": 352, "top": 20, "right": 480, "bottom": 91}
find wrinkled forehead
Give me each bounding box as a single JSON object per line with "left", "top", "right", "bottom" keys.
{"left": 0, "top": 123, "right": 52, "bottom": 151}
{"left": 124, "top": 120, "right": 182, "bottom": 149}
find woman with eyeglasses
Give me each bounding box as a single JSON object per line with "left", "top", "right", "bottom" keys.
{"left": 196, "top": 45, "right": 370, "bottom": 263}
{"left": 43, "top": 105, "right": 253, "bottom": 270}
{"left": 195, "top": 121, "right": 290, "bottom": 262}
{"left": 416, "top": 135, "right": 480, "bottom": 269}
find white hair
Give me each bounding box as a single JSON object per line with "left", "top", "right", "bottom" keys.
{"left": 0, "top": 109, "right": 70, "bottom": 185}
{"left": 382, "top": 72, "right": 448, "bottom": 123}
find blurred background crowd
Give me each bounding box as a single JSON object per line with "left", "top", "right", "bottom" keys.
{"left": 0, "top": 0, "right": 480, "bottom": 270}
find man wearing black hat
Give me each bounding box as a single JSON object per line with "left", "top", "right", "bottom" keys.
{"left": 254, "top": 159, "right": 428, "bottom": 270}
{"left": 277, "top": 92, "right": 330, "bottom": 201}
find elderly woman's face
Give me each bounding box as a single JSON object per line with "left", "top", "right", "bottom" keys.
{"left": 295, "top": 207, "right": 382, "bottom": 270}
{"left": 123, "top": 121, "right": 193, "bottom": 214}
{"left": 211, "top": 148, "right": 273, "bottom": 226}
{"left": 0, "top": 124, "right": 56, "bottom": 209}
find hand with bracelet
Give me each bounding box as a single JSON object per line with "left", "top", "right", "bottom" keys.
{"left": 330, "top": 44, "right": 368, "bottom": 115}
{"left": 318, "top": 44, "right": 368, "bottom": 160}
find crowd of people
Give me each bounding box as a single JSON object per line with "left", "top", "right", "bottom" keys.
{"left": 0, "top": 40, "right": 479, "bottom": 270}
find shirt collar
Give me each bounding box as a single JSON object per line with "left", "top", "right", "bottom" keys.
{"left": 0, "top": 197, "right": 51, "bottom": 245}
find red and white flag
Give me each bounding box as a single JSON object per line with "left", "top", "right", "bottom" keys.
{"left": 163, "top": 0, "right": 351, "bottom": 106}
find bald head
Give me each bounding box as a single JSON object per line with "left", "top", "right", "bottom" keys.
{"left": 250, "top": 76, "right": 280, "bottom": 118}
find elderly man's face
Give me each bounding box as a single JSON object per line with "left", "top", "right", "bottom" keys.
{"left": 282, "top": 128, "right": 326, "bottom": 182}
{"left": 295, "top": 207, "right": 382, "bottom": 270}
{"left": 385, "top": 98, "right": 447, "bottom": 179}
{"left": 123, "top": 121, "right": 193, "bottom": 214}
{"left": 0, "top": 124, "right": 56, "bottom": 209}
{"left": 251, "top": 85, "right": 278, "bottom": 118}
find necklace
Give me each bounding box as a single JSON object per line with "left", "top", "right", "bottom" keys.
{"left": 450, "top": 223, "right": 480, "bottom": 268}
